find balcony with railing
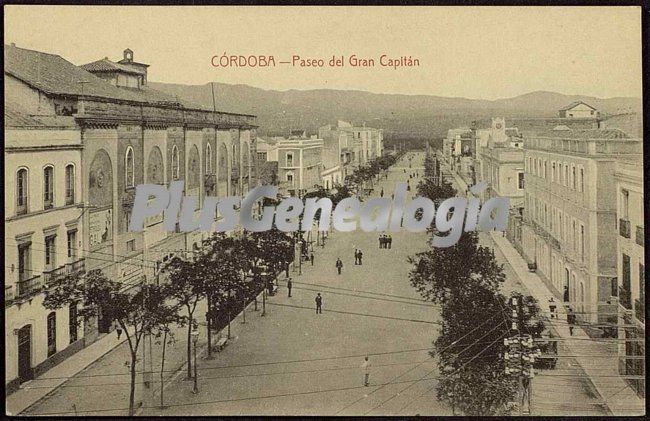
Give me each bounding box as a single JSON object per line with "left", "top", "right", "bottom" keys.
{"left": 5, "top": 285, "right": 15, "bottom": 303}
{"left": 619, "top": 218, "right": 631, "bottom": 239}
{"left": 636, "top": 225, "right": 644, "bottom": 247}
{"left": 43, "top": 258, "right": 86, "bottom": 288}
{"left": 17, "top": 274, "right": 43, "bottom": 298}
{"left": 634, "top": 299, "right": 644, "bottom": 324}
{"left": 618, "top": 286, "right": 632, "bottom": 310}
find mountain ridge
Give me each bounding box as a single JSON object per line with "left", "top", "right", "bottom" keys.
{"left": 149, "top": 81, "right": 641, "bottom": 140}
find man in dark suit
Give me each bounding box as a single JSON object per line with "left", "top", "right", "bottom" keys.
{"left": 315, "top": 293, "right": 323, "bottom": 314}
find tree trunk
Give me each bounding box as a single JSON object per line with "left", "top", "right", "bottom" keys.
{"left": 159, "top": 330, "right": 167, "bottom": 408}
{"left": 129, "top": 350, "right": 137, "bottom": 416}
{"left": 242, "top": 297, "right": 246, "bottom": 323}
{"left": 262, "top": 288, "right": 266, "bottom": 316}
{"left": 206, "top": 295, "right": 212, "bottom": 358}
{"left": 186, "top": 315, "right": 192, "bottom": 379}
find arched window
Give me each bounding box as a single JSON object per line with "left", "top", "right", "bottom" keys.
{"left": 43, "top": 165, "right": 54, "bottom": 209}
{"left": 206, "top": 143, "right": 213, "bottom": 174}
{"left": 125, "top": 146, "right": 135, "bottom": 188}
{"left": 65, "top": 164, "right": 75, "bottom": 205}
{"left": 286, "top": 172, "right": 294, "bottom": 186}
{"left": 171, "top": 145, "right": 180, "bottom": 180}
{"left": 16, "top": 168, "right": 29, "bottom": 215}
{"left": 47, "top": 312, "right": 57, "bottom": 357}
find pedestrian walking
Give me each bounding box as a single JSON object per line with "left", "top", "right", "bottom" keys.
{"left": 387, "top": 235, "right": 392, "bottom": 249}
{"left": 336, "top": 258, "right": 343, "bottom": 275}
{"left": 358, "top": 250, "right": 363, "bottom": 265}
{"left": 548, "top": 297, "right": 557, "bottom": 319}
{"left": 310, "top": 252, "right": 314, "bottom": 266}
{"left": 315, "top": 293, "right": 323, "bottom": 314}
{"left": 380, "top": 188, "right": 384, "bottom": 197}
{"left": 563, "top": 285, "right": 570, "bottom": 304}
{"left": 114, "top": 321, "right": 123, "bottom": 340}
{"left": 378, "top": 235, "right": 383, "bottom": 249}
{"left": 567, "top": 308, "right": 576, "bottom": 335}
{"left": 361, "top": 356, "right": 371, "bottom": 386}
{"left": 354, "top": 249, "right": 359, "bottom": 265}
{"left": 287, "top": 278, "right": 293, "bottom": 297}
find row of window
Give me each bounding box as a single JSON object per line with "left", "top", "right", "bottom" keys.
{"left": 483, "top": 164, "right": 524, "bottom": 190}
{"left": 526, "top": 156, "right": 585, "bottom": 192}
{"left": 18, "top": 230, "right": 78, "bottom": 282}
{"left": 549, "top": 254, "right": 586, "bottom": 311}
{"left": 526, "top": 193, "right": 586, "bottom": 262}
{"left": 15, "top": 165, "right": 75, "bottom": 215}
{"left": 126, "top": 143, "right": 245, "bottom": 187}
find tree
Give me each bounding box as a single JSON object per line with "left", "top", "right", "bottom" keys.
{"left": 44, "top": 269, "right": 177, "bottom": 416}
{"left": 407, "top": 175, "right": 545, "bottom": 415}
{"left": 201, "top": 233, "right": 248, "bottom": 344}
{"left": 239, "top": 228, "right": 294, "bottom": 315}
{"left": 163, "top": 255, "right": 206, "bottom": 379}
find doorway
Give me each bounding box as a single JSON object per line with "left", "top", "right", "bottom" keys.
{"left": 17, "top": 324, "right": 33, "bottom": 383}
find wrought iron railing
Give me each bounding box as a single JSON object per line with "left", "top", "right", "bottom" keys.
{"left": 17, "top": 275, "right": 42, "bottom": 298}
{"left": 635, "top": 298, "right": 644, "bottom": 324}
{"left": 619, "top": 218, "right": 631, "bottom": 239}
{"left": 618, "top": 286, "right": 632, "bottom": 310}
{"left": 5, "top": 285, "right": 15, "bottom": 302}
{"left": 636, "top": 225, "right": 644, "bottom": 247}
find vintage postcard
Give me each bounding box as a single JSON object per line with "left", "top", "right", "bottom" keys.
{"left": 3, "top": 4, "right": 645, "bottom": 417}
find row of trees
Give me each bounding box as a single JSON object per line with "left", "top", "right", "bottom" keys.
{"left": 407, "top": 155, "right": 544, "bottom": 415}
{"left": 344, "top": 152, "right": 403, "bottom": 194}
{"left": 43, "top": 228, "right": 294, "bottom": 416}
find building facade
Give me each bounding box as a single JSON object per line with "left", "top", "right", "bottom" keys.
{"left": 519, "top": 128, "right": 642, "bottom": 322}
{"left": 5, "top": 44, "right": 257, "bottom": 393}
{"left": 614, "top": 157, "right": 645, "bottom": 396}
{"left": 257, "top": 136, "right": 324, "bottom": 197}
{"left": 5, "top": 103, "right": 86, "bottom": 393}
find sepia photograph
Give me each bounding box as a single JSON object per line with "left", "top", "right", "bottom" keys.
{"left": 3, "top": 3, "right": 646, "bottom": 417}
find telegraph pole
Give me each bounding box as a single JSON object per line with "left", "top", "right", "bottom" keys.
{"left": 504, "top": 295, "right": 541, "bottom": 415}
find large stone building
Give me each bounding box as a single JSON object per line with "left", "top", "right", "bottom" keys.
{"left": 519, "top": 128, "right": 642, "bottom": 322}
{"left": 4, "top": 44, "right": 257, "bottom": 393}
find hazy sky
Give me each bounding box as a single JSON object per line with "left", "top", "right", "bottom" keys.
{"left": 4, "top": 6, "right": 642, "bottom": 100}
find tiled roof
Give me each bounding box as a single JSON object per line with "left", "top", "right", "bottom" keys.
{"left": 559, "top": 101, "right": 597, "bottom": 111}
{"left": 5, "top": 101, "right": 76, "bottom": 128}
{"left": 4, "top": 45, "right": 178, "bottom": 105}
{"left": 81, "top": 58, "right": 146, "bottom": 75}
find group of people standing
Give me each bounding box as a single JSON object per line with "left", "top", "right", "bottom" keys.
{"left": 379, "top": 234, "right": 392, "bottom": 249}
{"left": 354, "top": 249, "right": 364, "bottom": 265}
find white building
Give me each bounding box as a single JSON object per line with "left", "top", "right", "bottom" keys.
{"left": 558, "top": 101, "right": 599, "bottom": 119}
{"left": 5, "top": 102, "right": 86, "bottom": 393}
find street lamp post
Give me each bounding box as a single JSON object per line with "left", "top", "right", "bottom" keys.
{"left": 191, "top": 328, "right": 199, "bottom": 394}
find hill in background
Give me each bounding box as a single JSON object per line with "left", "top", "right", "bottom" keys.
{"left": 150, "top": 81, "right": 641, "bottom": 147}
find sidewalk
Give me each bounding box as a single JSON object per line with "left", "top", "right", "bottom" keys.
{"left": 6, "top": 326, "right": 133, "bottom": 415}
{"left": 489, "top": 232, "right": 645, "bottom": 416}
